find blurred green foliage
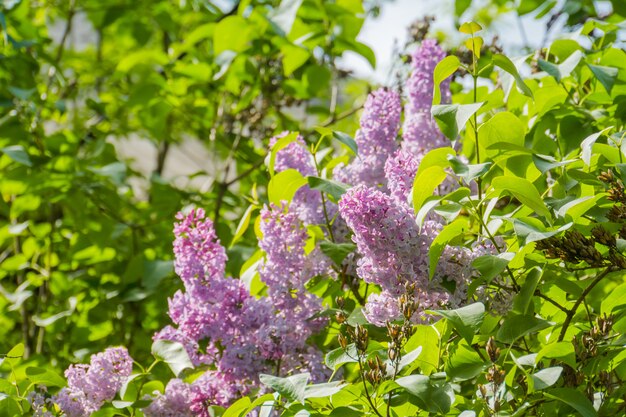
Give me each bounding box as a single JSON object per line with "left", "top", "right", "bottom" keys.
{"left": 0, "top": 0, "right": 372, "bottom": 366}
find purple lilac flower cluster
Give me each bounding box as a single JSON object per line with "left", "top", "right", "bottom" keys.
{"left": 334, "top": 40, "right": 497, "bottom": 326}
{"left": 270, "top": 132, "right": 325, "bottom": 225}
{"left": 148, "top": 208, "right": 328, "bottom": 416}
{"left": 402, "top": 39, "right": 450, "bottom": 159}
{"left": 53, "top": 347, "right": 133, "bottom": 417}
{"left": 335, "top": 88, "right": 402, "bottom": 188}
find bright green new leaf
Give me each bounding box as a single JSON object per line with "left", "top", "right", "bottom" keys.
{"left": 413, "top": 165, "right": 448, "bottom": 214}
{"left": 459, "top": 21, "right": 483, "bottom": 34}
{"left": 491, "top": 176, "right": 550, "bottom": 218}
{"left": 268, "top": 169, "right": 307, "bottom": 205}
{"left": 433, "top": 56, "right": 460, "bottom": 105}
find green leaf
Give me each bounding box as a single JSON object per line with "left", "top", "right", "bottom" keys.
{"left": 151, "top": 339, "right": 194, "bottom": 377}
{"left": 538, "top": 51, "right": 583, "bottom": 82}
{"left": 581, "top": 128, "right": 611, "bottom": 166}
{"left": 332, "top": 131, "right": 358, "bottom": 155}
{"left": 397, "top": 346, "right": 423, "bottom": 373}
{"left": 412, "top": 166, "right": 448, "bottom": 213}
{"left": 588, "top": 64, "right": 618, "bottom": 94}
{"left": 493, "top": 54, "right": 533, "bottom": 98}
{"left": 544, "top": 388, "right": 597, "bottom": 417}
{"left": 319, "top": 241, "right": 356, "bottom": 266}
{"left": 396, "top": 374, "right": 454, "bottom": 414}
{"left": 446, "top": 340, "right": 486, "bottom": 381}
{"left": 429, "top": 218, "right": 469, "bottom": 279}
{"left": 223, "top": 396, "right": 252, "bottom": 417}
{"left": 281, "top": 43, "right": 310, "bottom": 76}
{"left": 230, "top": 205, "right": 257, "bottom": 248}
{"left": 531, "top": 367, "right": 562, "bottom": 391}
{"left": 325, "top": 344, "right": 359, "bottom": 370}
{"left": 513, "top": 267, "right": 542, "bottom": 315}
{"left": 491, "top": 176, "right": 550, "bottom": 217}
{"left": 214, "top": 16, "right": 253, "bottom": 54}
{"left": 259, "top": 373, "right": 309, "bottom": 403}
{"left": 268, "top": 169, "right": 307, "bottom": 205}
{"left": 303, "top": 381, "right": 346, "bottom": 399}
{"left": 478, "top": 112, "right": 525, "bottom": 158}
{"left": 496, "top": 315, "right": 553, "bottom": 343}
{"left": 601, "top": 282, "right": 626, "bottom": 315}
{"left": 431, "top": 303, "right": 484, "bottom": 344}
{"left": 536, "top": 342, "right": 576, "bottom": 368}
{"left": 432, "top": 102, "right": 484, "bottom": 140}
{"left": 448, "top": 157, "right": 491, "bottom": 182}
{"left": 307, "top": 176, "right": 347, "bottom": 200}
{"left": 1, "top": 145, "right": 32, "bottom": 167}
{"left": 415, "top": 147, "right": 456, "bottom": 177}
{"left": 455, "top": 0, "right": 472, "bottom": 16}
{"left": 433, "top": 56, "right": 460, "bottom": 105}
{"left": 464, "top": 36, "right": 483, "bottom": 58}
{"left": 472, "top": 253, "right": 514, "bottom": 283}
{"left": 5, "top": 343, "right": 24, "bottom": 366}
{"left": 459, "top": 21, "right": 483, "bottom": 34}
{"left": 25, "top": 366, "right": 66, "bottom": 387}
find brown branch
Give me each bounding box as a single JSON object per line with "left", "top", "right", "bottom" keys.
{"left": 558, "top": 268, "right": 612, "bottom": 342}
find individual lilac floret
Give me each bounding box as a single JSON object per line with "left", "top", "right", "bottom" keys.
{"left": 144, "top": 379, "right": 194, "bottom": 417}
{"left": 53, "top": 347, "right": 133, "bottom": 417}
{"left": 334, "top": 88, "right": 402, "bottom": 188}
{"left": 406, "top": 39, "right": 449, "bottom": 113}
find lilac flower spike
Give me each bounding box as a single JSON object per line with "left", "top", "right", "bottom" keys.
{"left": 54, "top": 347, "right": 133, "bottom": 417}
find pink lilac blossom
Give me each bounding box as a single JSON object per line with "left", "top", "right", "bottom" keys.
{"left": 143, "top": 379, "right": 194, "bottom": 417}
{"left": 338, "top": 185, "right": 484, "bottom": 325}
{"left": 334, "top": 88, "right": 402, "bottom": 188}
{"left": 402, "top": 39, "right": 451, "bottom": 158}
{"left": 28, "top": 390, "right": 54, "bottom": 417}
{"left": 152, "top": 208, "right": 330, "bottom": 413}
{"left": 406, "top": 39, "right": 449, "bottom": 113}
{"left": 53, "top": 347, "right": 133, "bottom": 417}
{"left": 269, "top": 132, "right": 325, "bottom": 225}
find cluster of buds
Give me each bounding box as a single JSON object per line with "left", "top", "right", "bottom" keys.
{"left": 573, "top": 314, "right": 614, "bottom": 362}
{"left": 399, "top": 282, "right": 420, "bottom": 322}
{"left": 599, "top": 170, "right": 626, "bottom": 222}
{"left": 599, "top": 170, "right": 626, "bottom": 203}
{"left": 364, "top": 355, "right": 386, "bottom": 386}
{"left": 536, "top": 230, "right": 604, "bottom": 266}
